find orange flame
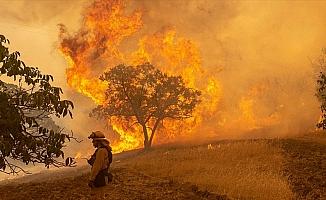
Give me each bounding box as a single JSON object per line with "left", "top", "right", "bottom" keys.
{"left": 59, "top": 0, "right": 222, "bottom": 152}
{"left": 219, "top": 83, "right": 281, "bottom": 134}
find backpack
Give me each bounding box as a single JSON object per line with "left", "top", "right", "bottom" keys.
{"left": 103, "top": 146, "right": 113, "bottom": 165}
{"left": 87, "top": 146, "right": 113, "bottom": 166}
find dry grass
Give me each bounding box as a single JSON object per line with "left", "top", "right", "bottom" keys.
{"left": 122, "top": 140, "right": 294, "bottom": 200}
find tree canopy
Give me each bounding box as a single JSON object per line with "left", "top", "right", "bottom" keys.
{"left": 91, "top": 63, "right": 201, "bottom": 149}
{"left": 0, "top": 34, "right": 75, "bottom": 174}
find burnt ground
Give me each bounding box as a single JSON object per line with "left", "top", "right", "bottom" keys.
{"left": 0, "top": 166, "right": 228, "bottom": 200}
{"left": 280, "top": 138, "right": 326, "bottom": 200}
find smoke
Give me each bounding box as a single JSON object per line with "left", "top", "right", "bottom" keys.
{"left": 58, "top": 0, "right": 325, "bottom": 145}
{"left": 2, "top": 0, "right": 324, "bottom": 155}
{"left": 133, "top": 0, "right": 324, "bottom": 137}
{"left": 211, "top": 1, "right": 323, "bottom": 136}
{"left": 0, "top": 1, "right": 87, "bottom": 26}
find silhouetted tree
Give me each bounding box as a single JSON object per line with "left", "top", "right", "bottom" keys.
{"left": 91, "top": 63, "right": 201, "bottom": 149}
{"left": 0, "top": 34, "right": 75, "bottom": 174}
{"left": 315, "top": 49, "right": 326, "bottom": 130}
{"left": 316, "top": 74, "right": 326, "bottom": 130}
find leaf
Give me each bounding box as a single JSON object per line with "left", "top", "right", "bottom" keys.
{"left": 69, "top": 101, "right": 74, "bottom": 109}
{"left": 68, "top": 110, "right": 73, "bottom": 119}
{"left": 65, "top": 158, "right": 69, "bottom": 166}
{"left": 0, "top": 34, "right": 77, "bottom": 173}
{"left": 62, "top": 108, "right": 67, "bottom": 117}
{"left": 0, "top": 35, "right": 5, "bottom": 42}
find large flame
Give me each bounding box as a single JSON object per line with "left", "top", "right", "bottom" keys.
{"left": 59, "top": 0, "right": 222, "bottom": 153}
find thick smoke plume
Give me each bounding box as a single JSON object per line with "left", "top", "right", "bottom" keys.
{"left": 135, "top": 0, "right": 323, "bottom": 137}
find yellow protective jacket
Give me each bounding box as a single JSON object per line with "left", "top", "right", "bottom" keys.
{"left": 89, "top": 148, "right": 110, "bottom": 181}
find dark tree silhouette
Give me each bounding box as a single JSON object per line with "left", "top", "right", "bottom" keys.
{"left": 91, "top": 63, "right": 201, "bottom": 149}
{"left": 0, "top": 34, "right": 75, "bottom": 174}
{"left": 315, "top": 49, "right": 326, "bottom": 130}
{"left": 317, "top": 73, "right": 326, "bottom": 130}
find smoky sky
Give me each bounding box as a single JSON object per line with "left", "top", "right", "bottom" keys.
{"left": 129, "top": 0, "right": 325, "bottom": 136}
{"left": 0, "top": 1, "right": 86, "bottom": 25}
{"left": 1, "top": 0, "right": 325, "bottom": 145}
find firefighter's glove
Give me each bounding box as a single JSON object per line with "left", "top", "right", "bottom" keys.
{"left": 88, "top": 180, "right": 95, "bottom": 188}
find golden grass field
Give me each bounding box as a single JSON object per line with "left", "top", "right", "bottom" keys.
{"left": 0, "top": 137, "right": 325, "bottom": 200}
{"left": 121, "top": 140, "right": 294, "bottom": 200}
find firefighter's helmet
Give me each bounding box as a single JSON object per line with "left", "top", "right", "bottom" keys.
{"left": 88, "top": 131, "right": 110, "bottom": 144}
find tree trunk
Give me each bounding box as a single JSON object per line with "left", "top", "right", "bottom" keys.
{"left": 142, "top": 124, "right": 150, "bottom": 150}
{"left": 148, "top": 119, "right": 161, "bottom": 148}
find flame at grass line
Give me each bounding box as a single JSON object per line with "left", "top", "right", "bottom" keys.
{"left": 219, "top": 83, "right": 281, "bottom": 133}
{"left": 111, "top": 124, "right": 141, "bottom": 153}
{"left": 242, "top": 83, "right": 281, "bottom": 130}
{"left": 59, "top": 0, "right": 222, "bottom": 153}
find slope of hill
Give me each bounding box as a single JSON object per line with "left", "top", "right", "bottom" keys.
{"left": 0, "top": 137, "right": 325, "bottom": 200}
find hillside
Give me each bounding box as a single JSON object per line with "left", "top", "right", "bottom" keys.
{"left": 0, "top": 137, "right": 325, "bottom": 200}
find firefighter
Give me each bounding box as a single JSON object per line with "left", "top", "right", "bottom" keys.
{"left": 87, "top": 131, "right": 113, "bottom": 188}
